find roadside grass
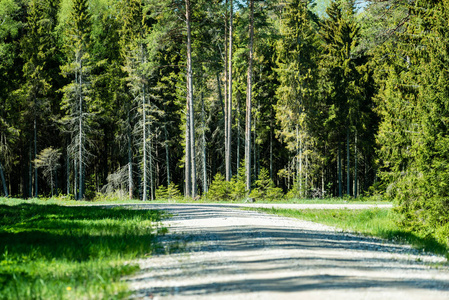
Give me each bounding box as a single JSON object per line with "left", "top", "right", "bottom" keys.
{"left": 0, "top": 194, "right": 390, "bottom": 206}
{"left": 194, "top": 196, "right": 390, "bottom": 205}
{"left": 250, "top": 207, "right": 449, "bottom": 257}
{"left": 0, "top": 201, "right": 166, "bottom": 299}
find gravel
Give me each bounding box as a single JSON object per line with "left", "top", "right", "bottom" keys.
{"left": 126, "top": 204, "right": 449, "bottom": 300}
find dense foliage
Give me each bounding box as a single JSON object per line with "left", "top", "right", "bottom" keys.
{"left": 1, "top": 0, "right": 449, "bottom": 244}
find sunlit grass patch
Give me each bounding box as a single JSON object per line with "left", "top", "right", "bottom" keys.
{"left": 0, "top": 202, "right": 166, "bottom": 299}
{"left": 250, "top": 207, "right": 448, "bottom": 257}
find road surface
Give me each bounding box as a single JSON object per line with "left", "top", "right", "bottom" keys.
{"left": 126, "top": 203, "right": 449, "bottom": 300}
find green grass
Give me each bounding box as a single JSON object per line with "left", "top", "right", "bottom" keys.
{"left": 0, "top": 200, "right": 166, "bottom": 299}
{"left": 0, "top": 193, "right": 390, "bottom": 206}
{"left": 250, "top": 207, "right": 449, "bottom": 258}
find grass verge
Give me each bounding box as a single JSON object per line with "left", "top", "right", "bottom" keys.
{"left": 249, "top": 207, "right": 449, "bottom": 257}
{"left": 0, "top": 201, "right": 166, "bottom": 299}
{"left": 0, "top": 194, "right": 391, "bottom": 206}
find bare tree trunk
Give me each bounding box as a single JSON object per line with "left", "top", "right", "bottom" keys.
{"left": 78, "top": 55, "right": 84, "bottom": 200}
{"left": 185, "top": 105, "right": 191, "bottom": 197}
{"left": 50, "top": 169, "right": 54, "bottom": 197}
{"left": 66, "top": 149, "right": 70, "bottom": 195}
{"left": 245, "top": 0, "right": 254, "bottom": 192}
{"left": 338, "top": 145, "right": 342, "bottom": 198}
{"left": 34, "top": 116, "right": 38, "bottom": 197}
{"left": 201, "top": 92, "right": 208, "bottom": 194}
{"left": 142, "top": 80, "right": 147, "bottom": 201}
{"left": 216, "top": 73, "right": 225, "bottom": 119}
{"left": 226, "top": 0, "right": 233, "bottom": 181}
{"left": 74, "top": 158, "right": 77, "bottom": 200}
{"left": 0, "top": 161, "right": 8, "bottom": 197}
{"left": 270, "top": 109, "right": 273, "bottom": 180}
{"left": 354, "top": 131, "right": 358, "bottom": 198}
{"left": 236, "top": 94, "right": 240, "bottom": 174}
{"left": 128, "top": 112, "right": 133, "bottom": 199}
{"left": 164, "top": 119, "right": 170, "bottom": 186}
{"left": 305, "top": 146, "right": 308, "bottom": 197}
{"left": 347, "top": 128, "right": 350, "bottom": 196}
{"left": 149, "top": 114, "right": 154, "bottom": 201}
{"left": 186, "top": 0, "right": 196, "bottom": 198}
{"left": 253, "top": 103, "right": 258, "bottom": 180}
{"left": 29, "top": 149, "right": 32, "bottom": 197}
{"left": 217, "top": 70, "right": 225, "bottom": 175}
{"left": 321, "top": 169, "right": 325, "bottom": 198}
{"left": 224, "top": 0, "right": 229, "bottom": 181}
{"left": 298, "top": 126, "right": 303, "bottom": 197}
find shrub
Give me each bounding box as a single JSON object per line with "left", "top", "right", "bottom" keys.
{"left": 206, "top": 173, "right": 231, "bottom": 201}
{"left": 155, "top": 183, "right": 182, "bottom": 200}
{"left": 230, "top": 165, "right": 247, "bottom": 201}
{"left": 250, "top": 168, "right": 284, "bottom": 201}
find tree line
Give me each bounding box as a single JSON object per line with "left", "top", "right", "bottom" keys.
{"left": 1, "top": 0, "right": 449, "bottom": 241}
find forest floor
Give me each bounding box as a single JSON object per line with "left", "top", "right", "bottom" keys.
{"left": 126, "top": 203, "right": 449, "bottom": 300}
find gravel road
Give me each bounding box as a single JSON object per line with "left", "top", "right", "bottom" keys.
{"left": 126, "top": 204, "right": 449, "bottom": 300}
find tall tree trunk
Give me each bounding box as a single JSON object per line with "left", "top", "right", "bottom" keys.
{"left": 0, "top": 161, "right": 8, "bottom": 197}
{"left": 338, "top": 145, "right": 342, "bottom": 197}
{"left": 354, "top": 131, "right": 358, "bottom": 198}
{"left": 321, "top": 169, "right": 325, "bottom": 198}
{"left": 346, "top": 128, "right": 350, "bottom": 196}
{"left": 253, "top": 115, "right": 256, "bottom": 179}
{"left": 164, "top": 118, "right": 170, "bottom": 186}
{"left": 29, "top": 149, "right": 32, "bottom": 197}
{"left": 74, "top": 158, "right": 77, "bottom": 200}
{"left": 305, "top": 146, "right": 308, "bottom": 197}
{"left": 34, "top": 116, "right": 38, "bottom": 197}
{"left": 226, "top": 0, "right": 233, "bottom": 181}
{"left": 149, "top": 113, "right": 154, "bottom": 201}
{"left": 50, "top": 169, "right": 54, "bottom": 197}
{"left": 66, "top": 149, "right": 70, "bottom": 195}
{"left": 216, "top": 73, "right": 225, "bottom": 119}
{"left": 224, "top": 0, "right": 229, "bottom": 181}
{"left": 55, "top": 166, "right": 58, "bottom": 195}
{"left": 201, "top": 92, "right": 207, "bottom": 194}
{"left": 186, "top": 0, "right": 196, "bottom": 197}
{"left": 270, "top": 107, "right": 273, "bottom": 180}
{"left": 236, "top": 94, "right": 240, "bottom": 174}
{"left": 245, "top": 0, "right": 254, "bottom": 192}
{"left": 142, "top": 80, "right": 147, "bottom": 201}
{"left": 185, "top": 104, "right": 191, "bottom": 197}
{"left": 78, "top": 56, "right": 83, "bottom": 200}
{"left": 128, "top": 111, "right": 133, "bottom": 199}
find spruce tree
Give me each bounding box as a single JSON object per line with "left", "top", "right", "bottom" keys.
{"left": 21, "top": 0, "right": 58, "bottom": 197}
{"left": 319, "top": 0, "right": 365, "bottom": 197}
{"left": 275, "top": 0, "right": 319, "bottom": 197}
{"left": 376, "top": 0, "right": 449, "bottom": 243}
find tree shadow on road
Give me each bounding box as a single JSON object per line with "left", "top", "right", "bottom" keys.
{"left": 128, "top": 204, "right": 449, "bottom": 298}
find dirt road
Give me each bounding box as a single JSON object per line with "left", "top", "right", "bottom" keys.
{"left": 127, "top": 204, "right": 449, "bottom": 300}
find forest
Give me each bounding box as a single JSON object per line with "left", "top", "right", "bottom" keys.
{"left": 1, "top": 0, "right": 449, "bottom": 240}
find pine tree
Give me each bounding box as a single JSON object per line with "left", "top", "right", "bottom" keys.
{"left": 60, "top": 0, "right": 92, "bottom": 200}
{"left": 119, "top": 0, "right": 158, "bottom": 201}
{"left": 225, "top": 0, "right": 234, "bottom": 182}
{"left": 245, "top": 0, "right": 254, "bottom": 193}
